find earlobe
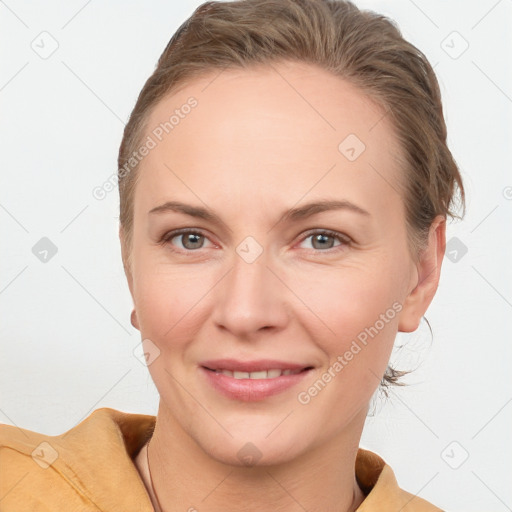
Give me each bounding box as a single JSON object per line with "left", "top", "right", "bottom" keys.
{"left": 131, "top": 309, "right": 140, "bottom": 330}
{"left": 398, "top": 216, "right": 446, "bottom": 333}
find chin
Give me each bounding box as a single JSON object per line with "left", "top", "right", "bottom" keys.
{"left": 191, "top": 424, "right": 309, "bottom": 468}
{"left": 207, "top": 439, "right": 303, "bottom": 468}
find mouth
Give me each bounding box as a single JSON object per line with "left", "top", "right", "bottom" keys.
{"left": 199, "top": 359, "right": 314, "bottom": 401}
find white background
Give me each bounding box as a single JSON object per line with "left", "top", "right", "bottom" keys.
{"left": 1, "top": 1, "right": 511, "bottom": 510}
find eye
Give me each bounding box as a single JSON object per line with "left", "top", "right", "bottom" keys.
{"left": 159, "top": 228, "right": 350, "bottom": 254}
{"left": 298, "top": 230, "right": 349, "bottom": 251}
{"left": 160, "top": 229, "right": 214, "bottom": 251}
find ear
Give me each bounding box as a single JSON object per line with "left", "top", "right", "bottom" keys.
{"left": 398, "top": 215, "right": 446, "bottom": 332}
{"left": 119, "top": 224, "right": 135, "bottom": 300}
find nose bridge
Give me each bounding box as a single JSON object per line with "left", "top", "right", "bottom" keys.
{"left": 212, "top": 244, "right": 287, "bottom": 335}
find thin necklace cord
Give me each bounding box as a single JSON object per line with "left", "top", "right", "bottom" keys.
{"left": 146, "top": 440, "right": 165, "bottom": 512}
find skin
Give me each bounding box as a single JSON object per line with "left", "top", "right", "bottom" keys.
{"left": 121, "top": 60, "right": 446, "bottom": 511}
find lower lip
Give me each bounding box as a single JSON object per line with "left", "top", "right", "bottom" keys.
{"left": 200, "top": 367, "right": 312, "bottom": 402}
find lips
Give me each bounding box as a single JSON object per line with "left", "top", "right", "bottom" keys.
{"left": 200, "top": 358, "right": 313, "bottom": 401}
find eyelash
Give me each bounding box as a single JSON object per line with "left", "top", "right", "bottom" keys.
{"left": 158, "top": 228, "right": 351, "bottom": 255}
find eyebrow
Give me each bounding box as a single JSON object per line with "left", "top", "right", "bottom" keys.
{"left": 148, "top": 199, "right": 370, "bottom": 231}
{"left": 280, "top": 200, "right": 370, "bottom": 222}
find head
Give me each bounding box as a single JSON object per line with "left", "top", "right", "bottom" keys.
{"left": 118, "top": 0, "right": 464, "bottom": 465}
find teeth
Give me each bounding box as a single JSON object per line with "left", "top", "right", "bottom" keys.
{"left": 215, "top": 368, "right": 303, "bottom": 379}
{"left": 249, "top": 370, "right": 267, "bottom": 379}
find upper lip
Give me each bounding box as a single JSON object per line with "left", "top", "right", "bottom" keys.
{"left": 201, "top": 358, "right": 313, "bottom": 372}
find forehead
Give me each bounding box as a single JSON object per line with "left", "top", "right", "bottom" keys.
{"left": 146, "top": 60, "right": 393, "bottom": 146}
{"left": 137, "top": 61, "right": 404, "bottom": 218}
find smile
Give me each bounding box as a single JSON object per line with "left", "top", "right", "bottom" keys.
{"left": 199, "top": 360, "right": 314, "bottom": 401}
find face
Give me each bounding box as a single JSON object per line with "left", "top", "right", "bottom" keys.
{"left": 122, "top": 60, "right": 427, "bottom": 466}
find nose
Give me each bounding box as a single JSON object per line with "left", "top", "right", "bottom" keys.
{"left": 211, "top": 247, "right": 289, "bottom": 339}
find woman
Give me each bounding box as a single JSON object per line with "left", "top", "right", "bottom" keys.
{"left": 0, "top": 0, "right": 464, "bottom": 510}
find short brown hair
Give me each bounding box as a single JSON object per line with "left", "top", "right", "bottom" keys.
{"left": 118, "top": 0, "right": 465, "bottom": 391}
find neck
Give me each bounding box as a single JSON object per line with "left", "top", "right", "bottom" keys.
{"left": 138, "top": 404, "right": 367, "bottom": 512}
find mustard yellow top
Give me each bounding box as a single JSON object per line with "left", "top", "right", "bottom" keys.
{"left": 0, "top": 407, "right": 443, "bottom": 511}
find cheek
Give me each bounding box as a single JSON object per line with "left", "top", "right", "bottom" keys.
{"left": 131, "top": 247, "right": 228, "bottom": 371}
{"left": 134, "top": 270, "right": 207, "bottom": 342}
{"left": 132, "top": 270, "right": 211, "bottom": 403}
{"left": 293, "top": 258, "right": 403, "bottom": 335}
{"left": 292, "top": 262, "right": 403, "bottom": 380}
{"left": 293, "top": 271, "right": 402, "bottom": 419}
